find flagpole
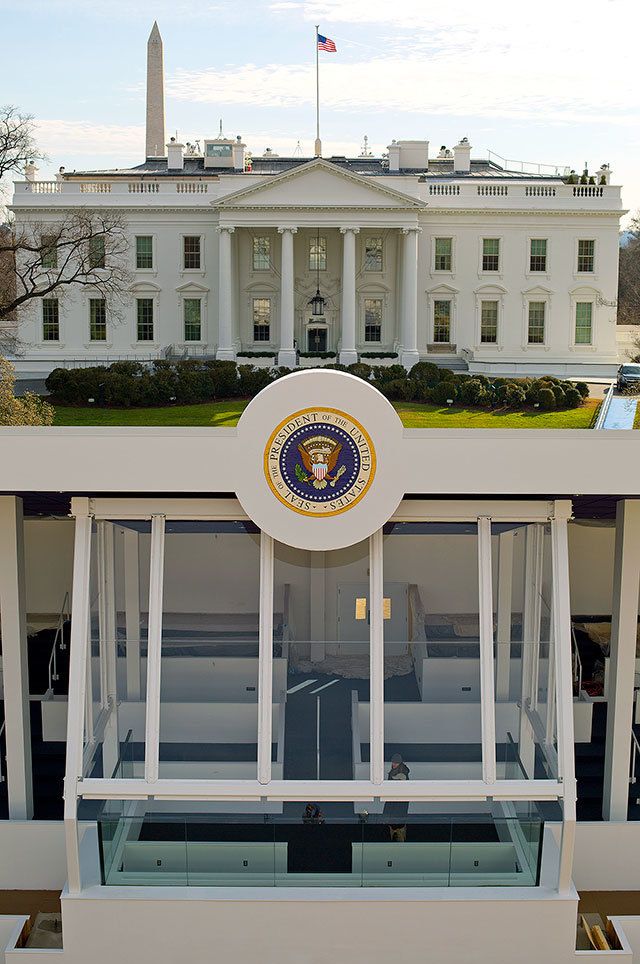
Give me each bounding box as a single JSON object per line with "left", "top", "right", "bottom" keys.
{"left": 314, "top": 24, "right": 321, "bottom": 157}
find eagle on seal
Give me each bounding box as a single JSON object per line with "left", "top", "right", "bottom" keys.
{"left": 296, "top": 435, "right": 344, "bottom": 490}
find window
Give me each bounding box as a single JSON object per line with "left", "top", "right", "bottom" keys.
{"left": 206, "top": 143, "right": 232, "bottom": 158}
{"left": 89, "top": 299, "right": 107, "bottom": 341}
{"left": 434, "top": 237, "right": 453, "bottom": 272}
{"left": 42, "top": 299, "right": 59, "bottom": 341}
{"left": 41, "top": 236, "right": 57, "bottom": 270}
{"left": 433, "top": 300, "right": 451, "bottom": 342}
{"left": 529, "top": 239, "right": 547, "bottom": 273}
{"left": 252, "top": 237, "right": 271, "bottom": 271}
{"left": 577, "top": 239, "right": 595, "bottom": 273}
{"left": 575, "top": 301, "right": 593, "bottom": 344}
{"left": 364, "top": 237, "right": 383, "bottom": 271}
{"left": 364, "top": 298, "right": 382, "bottom": 342}
{"left": 482, "top": 238, "right": 500, "bottom": 272}
{"left": 136, "top": 298, "right": 154, "bottom": 341}
{"left": 88, "top": 236, "right": 105, "bottom": 269}
{"left": 253, "top": 298, "right": 271, "bottom": 341}
{"left": 183, "top": 236, "right": 201, "bottom": 270}
{"left": 136, "top": 236, "right": 153, "bottom": 270}
{"left": 527, "top": 301, "right": 545, "bottom": 344}
{"left": 184, "top": 298, "right": 202, "bottom": 341}
{"left": 309, "top": 236, "right": 327, "bottom": 271}
{"left": 480, "top": 300, "right": 498, "bottom": 343}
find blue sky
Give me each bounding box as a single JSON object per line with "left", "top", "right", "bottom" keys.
{"left": 1, "top": 0, "right": 638, "bottom": 220}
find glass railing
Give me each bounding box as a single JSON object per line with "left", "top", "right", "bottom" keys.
{"left": 97, "top": 809, "right": 543, "bottom": 889}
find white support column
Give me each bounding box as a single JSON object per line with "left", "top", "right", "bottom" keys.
{"left": 258, "top": 533, "right": 274, "bottom": 785}
{"left": 551, "top": 512, "right": 577, "bottom": 893}
{"left": 339, "top": 226, "right": 359, "bottom": 365}
{"left": 518, "top": 525, "right": 543, "bottom": 778}
{"left": 370, "top": 528, "right": 385, "bottom": 785}
{"left": 123, "top": 527, "right": 142, "bottom": 701}
{"left": 278, "top": 226, "right": 298, "bottom": 367}
{"left": 495, "top": 529, "right": 515, "bottom": 701}
{"left": 400, "top": 226, "right": 420, "bottom": 369}
{"left": 216, "top": 225, "right": 236, "bottom": 360}
{"left": 97, "top": 522, "right": 117, "bottom": 707}
{"left": 0, "top": 497, "right": 33, "bottom": 819}
{"left": 63, "top": 500, "right": 93, "bottom": 894}
{"left": 478, "top": 518, "right": 497, "bottom": 784}
{"left": 603, "top": 500, "right": 640, "bottom": 821}
{"left": 144, "top": 515, "right": 165, "bottom": 783}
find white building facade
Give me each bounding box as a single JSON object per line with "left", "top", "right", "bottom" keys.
{"left": 9, "top": 147, "right": 624, "bottom": 379}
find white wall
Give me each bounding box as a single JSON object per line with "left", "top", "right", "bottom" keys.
{"left": 23, "top": 519, "right": 74, "bottom": 615}
{"left": 554, "top": 822, "right": 640, "bottom": 891}
{"left": 0, "top": 821, "right": 68, "bottom": 889}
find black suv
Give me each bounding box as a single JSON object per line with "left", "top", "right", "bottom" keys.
{"left": 617, "top": 364, "right": 640, "bottom": 391}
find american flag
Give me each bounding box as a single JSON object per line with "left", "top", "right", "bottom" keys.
{"left": 317, "top": 33, "right": 337, "bottom": 52}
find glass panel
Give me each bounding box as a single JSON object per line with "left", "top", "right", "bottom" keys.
{"left": 252, "top": 236, "right": 271, "bottom": 270}
{"left": 309, "top": 237, "right": 327, "bottom": 271}
{"left": 575, "top": 302, "right": 593, "bottom": 344}
{"left": 136, "top": 236, "right": 153, "bottom": 269}
{"left": 527, "top": 302, "right": 545, "bottom": 344}
{"left": 183, "top": 298, "right": 201, "bottom": 341}
{"left": 482, "top": 238, "right": 500, "bottom": 271}
{"left": 274, "top": 539, "right": 370, "bottom": 781}
{"left": 89, "top": 298, "right": 107, "bottom": 341}
{"left": 383, "top": 523, "right": 482, "bottom": 785}
{"left": 158, "top": 521, "right": 261, "bottom": 781}
{"left": 183, "top": 236, "right": 201, "bottom": 269}
{"left": 434, "top": 237, "right": 452, "bottom": 271}
{"left": 253, "top": 297, "right": 271, "bottom": 341}
{"left": 529, "top": 239, "right": 547, "bottom": 272}
{"left": 41, "top": 236, "right": 57, "bottom": 269}
{"left": 136, "top": 298, "right": 154, "bottom": 341}
{"left": 89, "top": 236, "right": 105, "bottom": 269}
{"left": 480, "top": 301, "right": 498, "bottom": 343}
{"left": 577, "top": 239, "right": 595, "bottom": 272}
{"left": 364, "top": 298, "right": 382, "bottom": 342}
{"left": 97, "top": 806, "right": 544, "bottom": 888}
{"left": 364, "top": 237, "right": 383, "bottom": 271}
{"left": 42, "top": 299, "right": 59, "bottom": 341}
{"left": 433, "top": 300, "right": 451, "bottom": 342}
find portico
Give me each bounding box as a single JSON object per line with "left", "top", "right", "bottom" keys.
{"left": 214, "top": 158, "right": 425, "bottom": 367}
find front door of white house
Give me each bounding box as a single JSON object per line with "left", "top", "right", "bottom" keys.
{"left": 307, "top": 324, "right": 328, "bottom": 352}
{"left": 337, "top": 582, "right": 409, "bottom": 654}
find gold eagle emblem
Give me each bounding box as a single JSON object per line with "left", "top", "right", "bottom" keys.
{"left": 295, "top": 435, "right": 347, "bottom": 490}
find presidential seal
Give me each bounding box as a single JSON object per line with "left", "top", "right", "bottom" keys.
{"left": 264, "top": 407, "right": 376, "bottom": 517}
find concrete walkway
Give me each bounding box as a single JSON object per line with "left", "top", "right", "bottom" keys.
{"left": 601, "top": 394, "right": 638, "bottom": 430}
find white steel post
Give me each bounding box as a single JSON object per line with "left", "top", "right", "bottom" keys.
{"left": 98, "top": 522, "right": 119, "bottom": 779}
{"left": 370, "top": 528, "right": 385, "bottom": 785}
{"left": 478, "top": 518, "right": 497, "bottom": 784}
{"left": 518, "top": 525, "right": 542, "bottom": 778}
{"left": 124, "top": 527, "right": 142, "bottom": 700}
{"left": 495, "top": 529, "right": 515, "bottom": 701}
{"left": 258, "top": 532, "right": 274, "bottom": 785}
{"left": 309, "top": 551, "right": 326, "bottom": 663}
{"left": 0, "top": 497, "right": 33, "bottom": 819}
{"left": 603, "top": 500, "right": 640, "bottom": 821}
{"left": 63, "top": 500, "right": 93, "bottom": 894}
{"left": 551, "top": 511, "right": 577, "bottom": 894}
{"left": 144, "top": 515, "right": 165, "bottom": 783}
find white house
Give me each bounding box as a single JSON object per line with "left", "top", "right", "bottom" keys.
{"left": 6, "top": 24, "right": 624, "bottom": 379}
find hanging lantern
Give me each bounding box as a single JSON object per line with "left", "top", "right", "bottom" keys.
{"left": 308, "top": 287, "right": 325, "bottom": 316}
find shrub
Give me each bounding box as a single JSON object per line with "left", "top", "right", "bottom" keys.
{"left": 575, "top": 381, "right": 590, "bottom": 399}
{"left": 204, "top": 360, "right": 239, "bottom": 398}
{"left": 432, "top": 380, "right": 458, "bottom": 405}
{"left": 237, "top": 364, "right": 273, "bottom": 397}
{"left": 359, "top": 351, "right": 398, "bottom": 359}
{"left": 551, "top": 384, "right": 566, "bottom": 406}
{"left": 538, "top": 387, "right": 556, "bottom": 410}
{"left": 371, "top": 364, "right": 407, "bottom": 386}
{"left": 346, "top": 363, "right": 373, "bottom": 381}
{"left": 496, "top": 382, "right": 527, "bottom": 408}
{"left": 109, "top": 360, "right": 145, "bottom": 377}
{"left": 411, "top": 362, "right": 443, "bottom": 386}
{"left": 564, "top": 387, "right": 582, "bottom": 407}
{"left": 458, "top": 378, "right": 488, "bottom": 407}
{"left": 379, "top": 378, "right": 410, "bottom": 401}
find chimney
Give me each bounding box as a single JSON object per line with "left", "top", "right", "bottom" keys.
{"left": 23, "top": 160, "right": 39, "bottom": 181}
{"left": 56, "top": 166, "right": 66, "bottom": 182}
{"left": 232, "top": 135, "right": 246, "bottom": 171}
{"left": 146, "top": 21, "right": 166, "bottom": 158}
{"left": 597, "top": 163, "right": 611, "bottom": 185}
{"left": 453, "top": 137, "right": 471, "bottom": 174}
{"left": 387, "top": 140, "right": 401, "bottom": 172}
{"left": 167, "top": 137, "right": 184, "bottom": 170}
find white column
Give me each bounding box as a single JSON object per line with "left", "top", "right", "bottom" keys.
{"left": 518, "top": 524, "right": 543, "bottom": 779}
{"left": 144, "top": 515, "right": 165, "bottom": 783}
{"left": 495, "top": 529, "right": 515, "bottom": 701}
{"left": 400, "top": 226, "right": 420, "bottom": 369}
{"left": 478, "top": 517, "right": 497, "bottom": 784}
{"left": 370, "top": 528, "right": 385, "bottom": 785}
{"left": 258, "top": 533, "right": 274, "bottom": 785}
{"left": 0, "top": 497, "right": 33, "bottom": 819}
{"left": 339, "top": 226, "right": 359, "bottom": 365}
{"left": 603, "top": 500, "right": 640, "bottom": 820}
{"left": 278, "top": 226, "right": 298, "bottom": 367}
{"left": 97, "top": 521, "right": 119, "bottom": 779}
{"left": 64, "top": 499, "right": 93, "bottom": 893}
{"left": 216, "top": 225, "right": 236, "bottom": 360}
{"left": 124, "top": 528, "right": 141, "bottom": 701}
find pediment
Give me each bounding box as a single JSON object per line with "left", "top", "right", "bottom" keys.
{"left": 215, "top": 158, "right": 424, "bottom": 211}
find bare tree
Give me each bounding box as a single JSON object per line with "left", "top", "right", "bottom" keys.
{"left": 618, "top": 211, "right": 640, "bottom": 328}
{"left": 0, "top": 105, "right": 46, "bottom": 186}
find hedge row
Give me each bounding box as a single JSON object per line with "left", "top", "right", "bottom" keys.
{"left": 45, "top": 359, "right": 589, "bottom": 411}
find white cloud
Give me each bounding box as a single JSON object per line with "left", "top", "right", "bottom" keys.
{"left": 33, "top": 120, "right": 144, "bottom": 173}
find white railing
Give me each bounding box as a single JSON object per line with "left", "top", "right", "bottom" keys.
{"left": 525, "top": 185, "right": 557, "bottom": 197}
{"left": 630, "top": 729, "right": 640, "bottom": 800}
{"left": 571, "top": 624, "right": 583, "bottom": 695}
{"left": 428, "top": 184, "right": 460, "bottom": 196}
{"left": 176, "top": 182, "right": 208, "bottom": 193}
{"left": 80, "top": 182, "right": 112, "bottom": 194}
{"left": 594, "top": 384, "right": 616, "bottom": 430}
{"left": 477, "top": 185, "right": 508, "bottom": 196}
{"left": 128, "top": 182, "right": 159, "bottom": 193}
{"left": 47, "top": 591, "right": 70, "bottom": 693}
{"left": 486, "top": 150, "right": 570, "bottom": 177}
{"left": 0, "top": 720, "right": 5, "bottom": 784}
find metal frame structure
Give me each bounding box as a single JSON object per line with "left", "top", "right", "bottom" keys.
{"left": 63, "top": 496, "right": 576, "bottom": 894}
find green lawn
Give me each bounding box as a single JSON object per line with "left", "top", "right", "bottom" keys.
{"left": 51, "top": 396, "right": 600, "bottom": 429}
